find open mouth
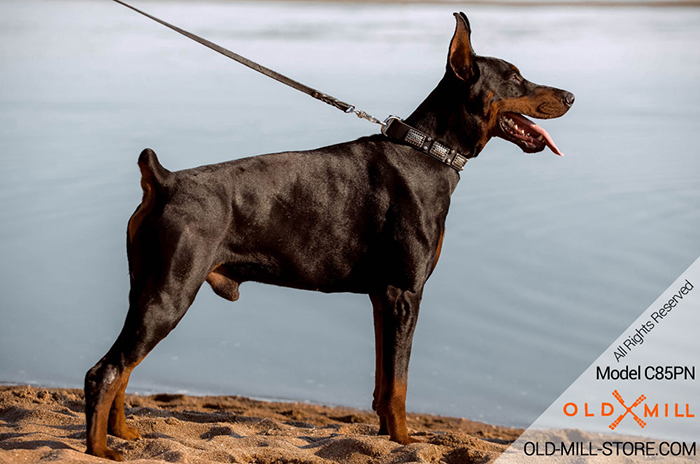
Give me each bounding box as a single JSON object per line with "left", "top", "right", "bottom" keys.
{"left": 497, "top": 112, "right": 563, "bottom": 156}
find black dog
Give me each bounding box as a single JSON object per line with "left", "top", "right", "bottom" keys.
{"left": 85, "top": 13, "right": 573, "bottom": 460}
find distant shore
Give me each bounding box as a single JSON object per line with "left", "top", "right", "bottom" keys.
{"left": 0, "top": 385, "right": 522, "bottom": 463}
{"left": 127, "top": 0, "right": 700, "bottom": 8}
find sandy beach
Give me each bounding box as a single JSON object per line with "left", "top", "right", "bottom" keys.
{"left": 0, "top": 385, "right": 521, "bottom": 463}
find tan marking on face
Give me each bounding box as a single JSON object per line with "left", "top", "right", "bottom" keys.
{"left": 494, "top": 89, "right": 569, "bottom": 119}
{"left": 477, "top": 100, "right": 503, "bottom": 148}
{"left": 482, "top": 87, "right": 569, "bottom": 142}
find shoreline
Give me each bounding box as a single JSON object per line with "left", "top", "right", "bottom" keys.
{"left": 0, "top": 385, "right": 522, "bottom": 463}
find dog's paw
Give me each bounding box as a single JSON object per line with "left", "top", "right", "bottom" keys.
{"left": 112, "top": 423, "right": 142, "bottom": 441}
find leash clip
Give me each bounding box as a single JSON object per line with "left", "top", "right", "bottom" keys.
{"left": 348, "top": 108, "right": 385, "bottom": 126}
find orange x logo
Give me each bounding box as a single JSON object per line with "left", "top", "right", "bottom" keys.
{"left": 609, "top": 390, "right": 646, "bottom": 430}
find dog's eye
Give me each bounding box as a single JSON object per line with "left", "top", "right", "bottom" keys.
{"left": 510, "top": 73, "right": 522, "bottom": 83}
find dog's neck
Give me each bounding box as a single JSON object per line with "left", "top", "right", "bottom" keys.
{"left": 404, "top": 72, "right": 485, "bottom": 160}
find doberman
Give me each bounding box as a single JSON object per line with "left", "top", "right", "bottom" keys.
{"left": 85, "top": 13, "right": 573, "bottom": 460}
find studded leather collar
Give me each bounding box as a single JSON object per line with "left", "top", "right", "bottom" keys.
{"left": 381, "top": 116, "right": 469, "bottom": 172}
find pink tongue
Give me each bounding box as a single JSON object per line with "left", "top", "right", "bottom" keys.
{"left": 511, "top": 113, "right": 564, "bottom": 157}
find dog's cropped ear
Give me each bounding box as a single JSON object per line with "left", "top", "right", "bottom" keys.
{"left": 448, "top": 12, "right": 477, "bottom": 82}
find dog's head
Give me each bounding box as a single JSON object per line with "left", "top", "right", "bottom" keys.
{"left": 448, "top": 12, "right": 574, "bottom": 156}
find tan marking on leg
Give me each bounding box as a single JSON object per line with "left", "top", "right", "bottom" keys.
{"left": 108, "top": 369, "right": 141, "bottom": 441}
{"left": 86, "top": 379, "right": 125, "bottom": 461}
{"left": 89, "top": 356, "right": 147, "bottom": 460}
{"left": 378, "top": 379, "right": 417, "bottom": 445}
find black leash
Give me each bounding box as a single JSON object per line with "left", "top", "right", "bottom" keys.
{"left": 112, "top": 0, "right": 382, "bottom": 124}
{"left": 112, "top": 0, "right": 468, "bottom": 171}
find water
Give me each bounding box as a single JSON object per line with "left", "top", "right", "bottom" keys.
{"left": 1, "top": 0, "right": 698, "bottom": 429}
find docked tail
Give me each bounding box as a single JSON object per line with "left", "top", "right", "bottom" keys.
{"left": 127, "top": 148, "right": 172, "bottom": 244}
{"left": 138, "top": 148, "right": 171, "bottom": 187}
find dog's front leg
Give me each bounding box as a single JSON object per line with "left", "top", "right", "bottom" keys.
{"left": 370, "top": 287, "right": 421, "bottom": 445}
{"left": 370, "top": 295, "right": 388, "bottom": 435}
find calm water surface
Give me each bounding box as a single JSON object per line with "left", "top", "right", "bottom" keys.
{"left": 1, "top": 0, "right": 699, "bottom": 428}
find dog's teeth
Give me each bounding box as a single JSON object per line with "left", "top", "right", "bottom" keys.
{"left": 537, "top": 135, "right": 544, "bottom": 141}
{"left": 514, "top": 124, "right": 519, "bottom": 130}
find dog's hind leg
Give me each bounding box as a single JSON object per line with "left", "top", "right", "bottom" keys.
{"left": 85, "top": 269, "right": 206, "bottom": 460}
{"left": 85, "top": 220, "right": 216, "bottom": 460}
{"left": 370, "top": 287, "right": 422, "bottom": 445}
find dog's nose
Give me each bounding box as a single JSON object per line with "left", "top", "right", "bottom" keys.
{"left": 563, "top": 91, "right": 575, "bottom": 107}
